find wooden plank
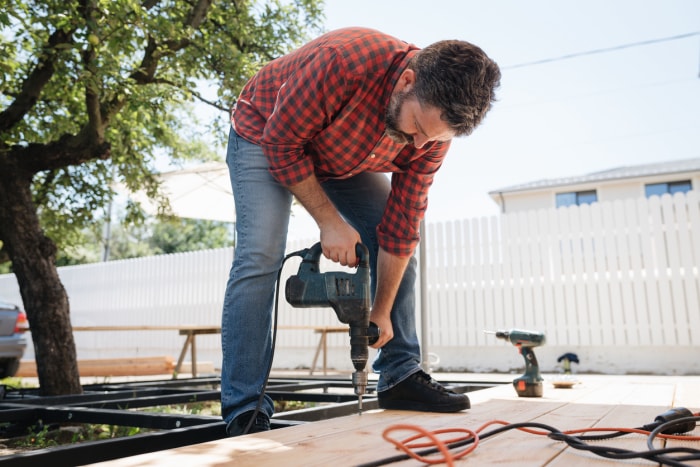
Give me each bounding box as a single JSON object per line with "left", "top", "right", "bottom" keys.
{"left": 559, "top": 207, "right": 579, "bottom": 345}
{"left": 519, "top": 210, "right": 536, "bottom": 327}
{"left": 663, "top": 195, "right": 689, "bottom": 345}
{"left": 614, "top": 200, "right": 639, "bottom": 345}
{"left": 537, "top": 209, "right": 557, "bottom": 342}
{"left": 528, "top": 210, "right": 546, "bottom": 330}
{"left": 687, "top": 192, "right": 700, "bottom": 345}
{"left": 649, "top": 196, "right": 675, "bottom": 345}
{"left": 626, "top": 198, "right": 650, "bottom": 345}
{"left": 579, "top": 204, "right": 600, "bottom": 345}
{"left": 638, "top": 196, "right": 664, "bottom": 345}
{"left": 509, "top": 212, "right": 525, "bottom": 328}
{"left": 86, "top": 376, "right": 698, "bottom": 467}
{"left": 472, "top": 220, "right": 488, "bottom": 343}
{"left": 462, "top": 219, "right": 480, "bottom": 345}
{"left": 436, "top": 222, "right": 449, "bottom": 345}
{"left": 452, "top": 221, "right": 469, "bottom": 347}
{"left": 589, "top": 202, "right": 613, "bottom": 345}
{"left": 674, "top": 193, "right": 700, "bottom": 344}
{"left": 18, "top": 356, "right": 175, "bottom": 377}
{"left": 548, "top": 379, "right": 677, "bottom": 466}
{"left": 72, "top": 325, "right": 220, "bottom": 332}
{"left": 568, "top": 204, "right": 587, "bottom": 344}
{"left": 548, "top": 207, "right": 567, "bottom": 344}
{"left": 427, "top": 222, "right": 442, "bottom": 347}
{"left": 482, "top": 218, "right": 497, "bottom": 331}
{"left": 601, "top": 201, "right": 626, "bottom": 346}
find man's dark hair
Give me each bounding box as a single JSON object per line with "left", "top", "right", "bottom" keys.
{"left": 410, "top": 40, "right": 501, "bottom": 136}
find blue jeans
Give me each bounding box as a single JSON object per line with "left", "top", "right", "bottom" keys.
{"left": 221, "top": 129, "right": 421, "bottom": 427}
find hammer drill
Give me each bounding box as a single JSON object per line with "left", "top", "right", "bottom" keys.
{"left": 285, "top": 242, "right": 379, "bottom": 414}
{"left": 488, "top": 329, "right": 546, "bottom": 397}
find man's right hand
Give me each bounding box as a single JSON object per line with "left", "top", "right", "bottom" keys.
{"left": 320, "top": 221, "right": 361, "bottom": 267}
{"left": 287, "top": 174, "right": 361, "bottom": 267}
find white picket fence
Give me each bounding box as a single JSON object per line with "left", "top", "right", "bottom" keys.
{"left": 1, "top": 192, "right": 698, "bottom": 375}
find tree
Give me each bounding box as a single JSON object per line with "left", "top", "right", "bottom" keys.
{"left": 58, "top": 216, "right": 234, "bottom": 264}
{"left": 0, "top": 0, "right": 323, "bottom": 395}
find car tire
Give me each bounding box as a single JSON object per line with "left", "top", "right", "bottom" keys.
{"left": 0, "top": 358, "right": 20, "bottom": 379}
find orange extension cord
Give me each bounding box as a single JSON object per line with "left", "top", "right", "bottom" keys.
{"left": 382, "top": 415, "right": 700, "bottom": 467}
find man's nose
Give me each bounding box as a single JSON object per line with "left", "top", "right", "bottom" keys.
{"left": 413, "top": 134, "right": 428, "bottom": 148}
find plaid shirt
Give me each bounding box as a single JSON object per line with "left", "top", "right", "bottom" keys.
{"left": 231, "top": 27, "right": 450, "bottom": 256}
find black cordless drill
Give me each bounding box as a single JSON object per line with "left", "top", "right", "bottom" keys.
{"left": 285, "top": 242, "right": 379, "bottom": 414}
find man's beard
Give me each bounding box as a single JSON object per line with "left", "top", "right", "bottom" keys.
{"left": 384, "top": 89, "right": 415, "bottom": 145}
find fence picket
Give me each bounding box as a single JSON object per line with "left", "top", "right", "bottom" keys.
{"left": 637, "top": 197, "right": 663, "bottom": 345}
{"left": 613, "top": 199, "right": 638, "bottom": 345}
{"left": 682, "top": 191, "right": 700, "bottom": 344}
{"left": 663, "top": 194, "right": 690, "bottom": 345}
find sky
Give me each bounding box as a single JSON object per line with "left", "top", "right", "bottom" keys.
{"left": 318, "top": 0, "right": 699, "bottom": 223}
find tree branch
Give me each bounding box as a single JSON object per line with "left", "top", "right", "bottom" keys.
{"left": 81, "top": 0, "right": 104, "bottom": 142}
{"left": 10, "top": 132, "right": 111, "bottom": 175}
{"left": 104, "top": 0, "right": 216, "bottom": 123}
{"left": 0, "top": 28, "right": 74, "bottom": 132}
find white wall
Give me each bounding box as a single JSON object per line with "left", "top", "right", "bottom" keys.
{"left": 1, "top": 192, "right": 698, "bottom": 375}
{"left": 494, "top": 170, "right": 700, "bottom": 213}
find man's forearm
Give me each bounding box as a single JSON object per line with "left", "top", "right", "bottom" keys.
{"left": 374, "top": 248, "right": 411, "bottom": 315}
{"left": 369, "top": 247, "right": 411, "bottom": 347}
{"left": 287, "top": 174, "right": 343, "bottom": 229}
{"left": 288, "top": 174, "right": 361, "bottom": 266}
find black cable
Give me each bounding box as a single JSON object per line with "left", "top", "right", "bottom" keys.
{"left": 647, "top": 416, "right": 700, "bottom": 465}
{"left": 548, "top": 431, "right": 697, "bottom": 467}
{"left": 354, "top": 423, "right": 537, "bottom": 467}
{"left": 356, "top": 419, "right": 700, "bottom": 467}
{"left": 241, "top": 248, "right": 309, "bottom": 435}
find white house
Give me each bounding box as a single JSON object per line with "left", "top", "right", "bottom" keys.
{"left": 488, "top": 158, "right": 700, "bottom": 213}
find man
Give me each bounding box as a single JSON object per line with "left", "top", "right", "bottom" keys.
{"left": 221, "top": 27, "right": 500, "bottom": 436}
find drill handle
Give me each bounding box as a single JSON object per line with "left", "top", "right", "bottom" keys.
{"left": 301, "top": 242, "right": 369, "bottom": 268}
{"left": 519, "top": 345, "right": 543, "bottom": 381}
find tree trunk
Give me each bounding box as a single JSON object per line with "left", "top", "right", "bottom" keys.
{"left": 0, "top": 168, "right": 82, "bottom": 396}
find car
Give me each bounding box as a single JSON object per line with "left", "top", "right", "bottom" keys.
{"left": 0, "top": 298, "right": 29, "bottom": 378}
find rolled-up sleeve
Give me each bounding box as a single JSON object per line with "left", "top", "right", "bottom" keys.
{"left": 377, "top": 141, "right": 450, "bottom": 256}
{"left": 261, "top": 49, "right": 350, "bottom": 186}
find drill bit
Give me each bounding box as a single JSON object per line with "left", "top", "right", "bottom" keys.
{"left": 358, "top": 394, "right": 363, "bottom": 415}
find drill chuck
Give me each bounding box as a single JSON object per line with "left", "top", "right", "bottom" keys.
{"left": 352, "top": 370, "right": 368, "bottom": 396}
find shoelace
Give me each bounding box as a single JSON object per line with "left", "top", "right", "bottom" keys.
{"left": 416, "top": 371, "right": 453, "bottom": 393}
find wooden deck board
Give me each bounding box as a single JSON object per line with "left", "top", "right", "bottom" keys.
{"left": 88, "top": 375, "right": 700, "bottom": 466}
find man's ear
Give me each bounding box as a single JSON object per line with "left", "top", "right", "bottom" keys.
{"left": 396, "top": 69, "right": 415, "bottom": 93}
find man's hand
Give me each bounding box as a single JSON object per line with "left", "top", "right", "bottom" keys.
{"left": 288, "top": 174, "right": 361, "bottom": 266}
{"left": 369, "top": 309, "right": 393, "bottom": 349}
{"left": 320, "top": 222, "right": 361, "bottom": 266}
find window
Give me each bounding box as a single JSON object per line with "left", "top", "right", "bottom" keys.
{"left": 556, "top": 190, "right": 597, "bottom": 208}
{"left": 645, "top": 180, "right": 692, "bottom": 198}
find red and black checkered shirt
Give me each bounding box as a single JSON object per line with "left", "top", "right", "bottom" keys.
{"left": 231, "top": 27, "right": 451, "bottom": 256}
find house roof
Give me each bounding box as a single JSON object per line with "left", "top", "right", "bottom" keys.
{"left": 488, "top": 157, "right": 700, "bottom": 195}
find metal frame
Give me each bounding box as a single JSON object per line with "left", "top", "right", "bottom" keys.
{"left": 0, "top": 377, "right": 501, "bottom": 466}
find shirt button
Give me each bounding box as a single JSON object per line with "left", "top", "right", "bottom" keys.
{"left": 370, "top": 154, "right": 376, "bottom": 158}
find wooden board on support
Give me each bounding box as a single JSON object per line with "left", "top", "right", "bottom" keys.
{"left": 87, "top": 374, "right": 700, "bottom": 466}
{"left": 17, "top": 356, "right": 176, "bottom": 377}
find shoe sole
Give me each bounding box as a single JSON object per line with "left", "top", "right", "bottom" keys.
{"left": 378, "top": 398, "right": 470, "bottom": 413}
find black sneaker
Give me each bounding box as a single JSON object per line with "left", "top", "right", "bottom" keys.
{"left": 378, "top": 370, "right": 470, "bottom": 412}
{"left": 226, "top": 410, "right": 271, "bottom": 436}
